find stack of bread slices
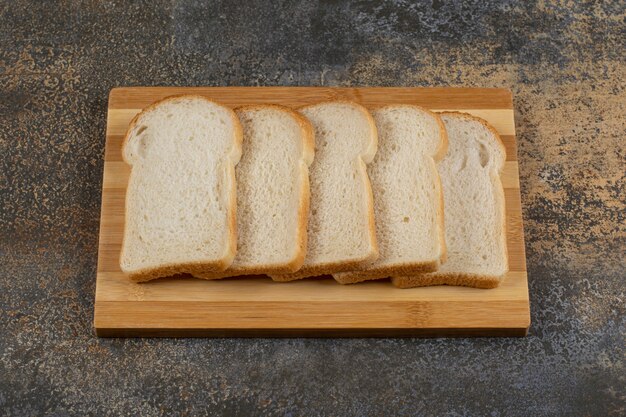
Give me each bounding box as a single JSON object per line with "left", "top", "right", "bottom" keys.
{"left": 120, "top": 95, "right": 508, "bottom": 288}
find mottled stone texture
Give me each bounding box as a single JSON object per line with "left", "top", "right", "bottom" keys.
{"left": 0, "top": 0, "right": 624, "bottom": 415}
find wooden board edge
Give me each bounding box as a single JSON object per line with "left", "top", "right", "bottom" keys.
{"left": 94, "top": 300, "right": 531, "bottom": 338}
{"left": 94, "top": 326, "right": 529, "bottom": 338}
{"left": 107, "top": 86, "right": 514, "bottom": 110}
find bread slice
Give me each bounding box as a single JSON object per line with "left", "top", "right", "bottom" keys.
{"left": 333, "top": 105, "right": 448, "bottom": 284}
{"left": 194, "top": 105, "right": 314, "bottom": 279}
{"left": 270, "top": 101, "right": 379, "bottom": 281}
{"left": 119, "top": 95, "right": 243, "bottom": 282}
{"left": 392, "top": 112, "right": 508, "bottom": 289}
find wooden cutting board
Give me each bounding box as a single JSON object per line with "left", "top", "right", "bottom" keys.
{"left": 94, "top": 87, "right": 529, "bottom": 337}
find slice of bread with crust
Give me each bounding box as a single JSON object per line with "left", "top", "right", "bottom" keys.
{"left": 195, "top": 105, "right": 314, "bottom": 279}
{"left": 392, "top": 112, "right": 508, "bottom": 289}
{"left": 270, "top": 101, "right": 379, "bottom": 282}
{"left": 119, "top": 95, "right": 242, "bottom": 282}
{"left": 334, "top": 105, "right": 448, "bottom": 284}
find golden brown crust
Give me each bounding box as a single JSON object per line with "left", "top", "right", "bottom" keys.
{"left": 352, "top": 102, "right": 381, "bottom": 266}
{"left": 269, "top": 251, "right": 379, "bottom": 282}
{"left": 390, "top": 111, "right": 509, "bottom": 289}
{"left": 391, "top": 274, "right": 501, "bottom": 289}
{"left": 128, "top": 258, "right": 234, "bottom": 283}
{"left": 431, "top": 109, "right": 450, "bottom": 162}
{"left": 363, "top": 160, "right": 380, "bottom": 263}
{"left": 334, "top": 260, "right": 441, "bottom": 284}
{"left": 225, "top": 160, "right": 239, "bottom": 269}
{"left": 194, "top": 261, "right": 301, "bottom": 280}
{"left": 194, "top": 105, "right": 315, "bottom": 280}
{"left": 120, "top": 95, "right": 243, "bottom": 282}
{"left": 293, "top": 155, "right": 312, "bottom": 270}
{"left": 269, "top": 101, "right": 380, "bottom": 282}
{"left": 432, "top": 111, "right": 448, "bottom": 265}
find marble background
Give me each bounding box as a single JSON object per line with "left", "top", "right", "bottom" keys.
{"left": 1, "top": 1, "right": 624, "bottom": 415}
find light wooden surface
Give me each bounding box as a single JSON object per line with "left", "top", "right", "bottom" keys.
{"left": 94, "top": 87, "right": 530, "bottom": 337}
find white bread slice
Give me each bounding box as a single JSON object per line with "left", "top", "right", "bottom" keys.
{"left": 119, "top": 95, "right": 243, "bottom": 282}
{"left": 334, "top": 105, "right": 448, "bottom": 284}
{"left": 392, "top": 112, "right": 508, "bottom": 289}
{"left": 194, "top": 105, "right": 315, "bottom": 279}
{"left": 270, "top": 101, "right": 379, "bottom": 281}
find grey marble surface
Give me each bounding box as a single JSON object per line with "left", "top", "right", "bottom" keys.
{"left": 1, "top": 1, "right": 624, "bottom": 415}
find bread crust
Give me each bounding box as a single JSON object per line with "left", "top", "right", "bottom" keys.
{"left": 270, "top": 252, "right": 379, "bottom": 282}
{"left": 333, "top": 104, "right": 448, "bottom": 284}
{"left": 195, "top": 104, "right": 315, "bottom": 279}
{"left": 391, "top": 273, "right": 500, "bottom": 289}
{"left": 119, "top": 95, "right": 243, "bottom": 282}
{"left": 391, "top": 111, "right": 508, "bottom": 289}
{"left": 334, "top": 260, "right": 441, "bottom": 284}
{"left": 270, "top": 101, "right": 380, "bottom": 282}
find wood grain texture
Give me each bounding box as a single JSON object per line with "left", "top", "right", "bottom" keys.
{"left": 94, "top": 87, "right": 530, "bottom": 337}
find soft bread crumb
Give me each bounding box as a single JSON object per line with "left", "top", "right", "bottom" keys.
{"left": 392, "top": 112, "right": 508, "bottom": 289}
{"left": 195, "top": 105, "right": 315, "bottom": 279}
{"left": 119, "top": 95, "right": 242, "bottom": 282}
{"left": 334, "top": 105, "right": 448, "bottom": 284}
{"left": 270, "top": 101, "right": 379, "bottom": 281}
